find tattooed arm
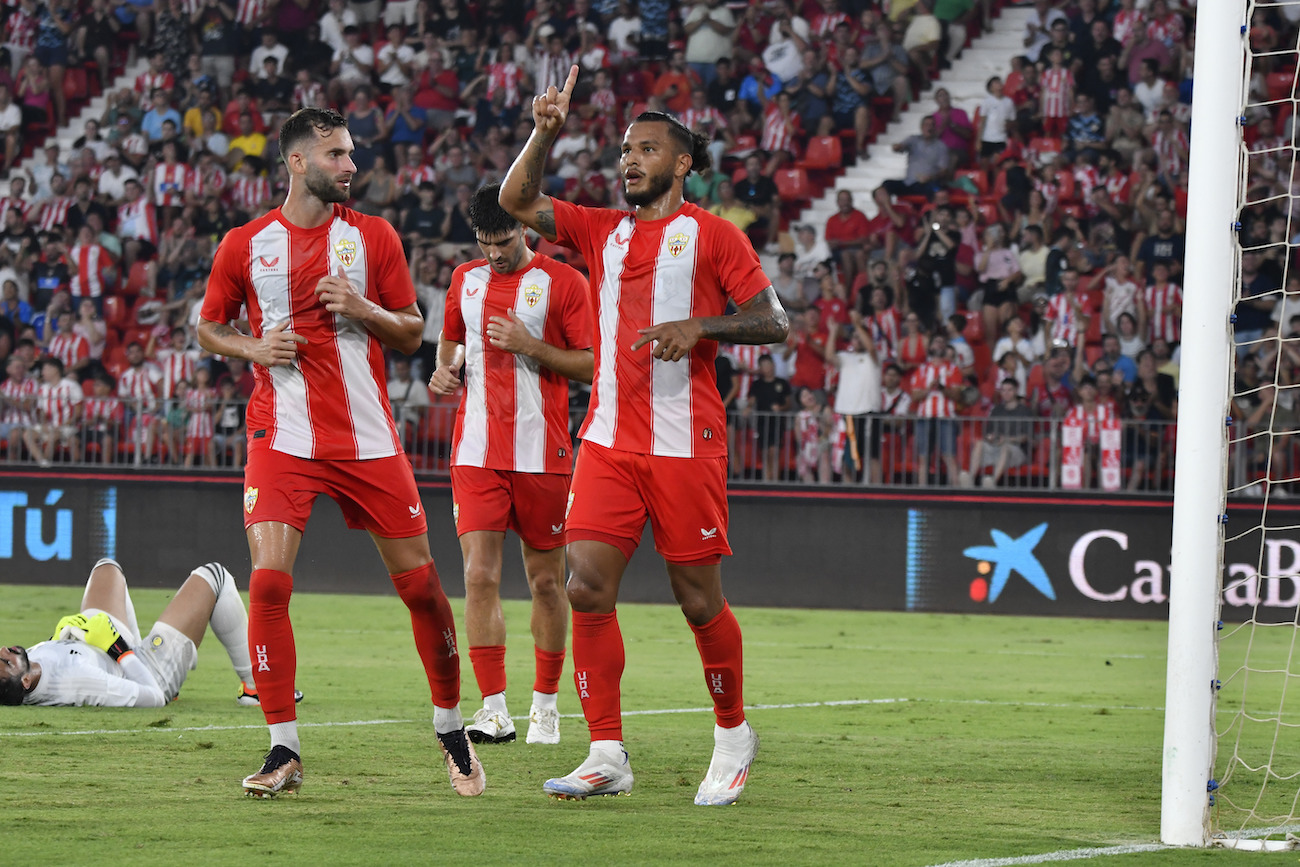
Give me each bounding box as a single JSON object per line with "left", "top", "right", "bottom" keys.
{"left": 630, "top": 287, "right": 791, "bottom": 363}
{"left": 197, "top": 318, "right": 307, "bottom": 369}
{"left": 499, "top": 65, "right": 579, "bottom": 242}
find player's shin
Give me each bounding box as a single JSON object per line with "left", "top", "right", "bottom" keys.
{"left": 248, "top": 568, "right": 297, "bottom": 725}
{"left": 571, "top": 610, "right": 625, "bottom": 741}
{"left": 391, "top": 561, "right": 461, "bottom": 709}
{"left": 689, "top": 600, "right": 746, "bottom": 728}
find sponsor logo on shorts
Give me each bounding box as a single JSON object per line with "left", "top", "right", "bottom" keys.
{"left": 524, "top": 284, "right": 543, "bottom": 308}
{"left": 667, "top": 232, "right": 690, "bottom": 257}
{"left": 452, "top": 502, "right": 460, "bottom": 525}
{"left": 565, "top": 492, "right": 574, "bottom": 518}
{"left": 409, "top": 502, "right": 422, "bottom": 518}
{"left": 702, "top": 428, "right": 713, "bottom": 440}
{"left": 244, "top": 486, "right": 259, "bottom": 514}
{"left": 334, "top": 238, "right": 357, "bottom": 268}
{"left": 700, "top": 527, "right": 718, "bottom": 540}
{"left": 551, "top": 523, "right": 563, "bottom": 535}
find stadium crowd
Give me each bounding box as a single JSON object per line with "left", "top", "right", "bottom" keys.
{"left": 0, "top": 0, "right": 1277, "bottom": 489}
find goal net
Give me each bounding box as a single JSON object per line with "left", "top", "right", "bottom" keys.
{"left": 1166, "top": 0, "right": 1300, "bottom": 850}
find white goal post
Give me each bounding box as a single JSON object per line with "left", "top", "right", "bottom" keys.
{"left": 1160, "top": 0, "right": 1246, "bottom": 848}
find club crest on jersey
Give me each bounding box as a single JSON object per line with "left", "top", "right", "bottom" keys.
{"left": 334, "top": 238, "right": 357, "bottom": 268}
{"left": 244, "top": 486, "right": 259, "bottom": 514}
{"left": 524, "top": 284, "right": 543, "bottom": 308}
{"left": 667, "top": 232, "right": 691, "bottom": 257}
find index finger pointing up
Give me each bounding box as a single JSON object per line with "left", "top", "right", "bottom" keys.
{"left": 561, "top": 64, "right": 579, "bottom": 99}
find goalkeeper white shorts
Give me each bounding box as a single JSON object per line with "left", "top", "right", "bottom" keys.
{"left": 83, "top": 609, "right": 197, "bottom": 702}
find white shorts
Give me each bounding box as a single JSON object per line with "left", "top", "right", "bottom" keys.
{"left": 85, "top": 609, "right": 197, "bottom": 702}
{"left": 383, "top": 0, "right": 417, "bottom": 26}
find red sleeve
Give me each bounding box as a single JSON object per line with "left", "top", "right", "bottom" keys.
{"left": 200, "top": 227, "right": 250, "bottom": 325}
{"left": 442, "top": 265, "right": 467, "bottom": 343}
{"left": 552, "top": 197, "right": 624, "bottom": 265}
{"left": 705, "top": 213, "right": 771, "bottom": 306}
{"left": 555, "top": 263, "right": 592, "bottom": 351}
{"left": 366, "top": 216, "right": 417, "bottom": 310}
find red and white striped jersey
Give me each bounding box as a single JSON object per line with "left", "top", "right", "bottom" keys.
{"left": 1066, "top": 401, "right": 1114, "bottom": 444}
{"left": 1144, "top": 12, "right": 1182, "bottom": 46}
{"left": 120, "top": 132, "right": 149, "bottom": 160}
{"left": 760, "top": 105, "right": 798, "bottom": 155}
{"left": 134, "top": 70, "right": 175, "bottom": 106}
{"left": 681, "top": 105, "right": 727, "bottom": 141}
{"left": 37, "top": 378, "right": 82, "bottom": 426}
{"left": 194, "top": 163, "right": 228, "bottom": 200}
{"left": 396, "top": 163, "right": 437, "bottom": 195}
{"left": 552, "top": 198, "right": 771, "bottom": 457}
{"left": 4, "top": 7, "right": 35, "bottom": 52}
{"left": 229, "top": 175, "right": 271, "bottom": 214}
{"left": 185, "top": 385, "right": 215, "bottom": 438}
{"left": 234, "top": 0, "right": 268, "bottom": 26}
{"left": 443, "top": 253, "right": 591, "bottom": 474}
{"left": 0, "top": 194, "right": 29, "bottom": 220}
{"left": 48, "top": 332, "right": 90, "bottom": 371}
{"left": 152, "top": 162, "right": 193, "bottom": 207}
{"left": 724, "top": 343, "right": 762, "bottom": 403}
{"left": 486, "top": 63, "right": 525, "bottom": 109}
{"left": 294, "top": 80, "right": 325, "bottom": 110}
{"left": 36, "top": 195, "right": 72, "bottom": 231}
{"left": 1152, "top": 126, "right": 1189, "bottom": 179}
{"left": 1074, "top": 164, "right": 1101, "bottom": 213}
{"left": 1, "top": 373, "right": 37, "bottom": 424}
{"left": 118, "top": 361, "right": 162, "bottom": 412}
{"left": 156, "top": 347, "right": 197, "bottom": 399}
{"left": 589, "top": 87, "right": 617, "bottom": 118}
{"left": 1113, "top": 9, "right": 1144, "bottom": 45}
{"left": 1047, "top": 293, "right": 1086, "bottom": 345}
{"left": 1103, "top": 171, "right": 1130, "bottom": 206}
{"left": 83, "top": 394, "right": 123, "bottom": 429}
{"left": 117, "top": 197, "right": 158, "bottom": 244}
{"left": 69, "top": 243, "right": 110, "bottom": 299}
{"left": 201, "top": 204, "right": 416, "bottom": 460}
{"left": 1144, "top": 281, "right": 1182, "bottom": 343}
{"left": 908, "top": 359, "right": 961, "bottom": 418}
{"left": 812, "top": 11, "right": 851, "bottom": 38}
{"left": 1040, "top": 66, "right": 1074, "bottom": 119}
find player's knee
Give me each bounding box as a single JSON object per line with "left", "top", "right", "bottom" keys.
{"left": 462, "top": 563, "right": 500, "bottom": 595}
{"left": 564, "top": 571, "right": 606, "bottom": 612}
{"left": 249, "top": 572, "right": 293, "bottom": 609}
{"left": 528, "top": 568, "right": 565, "bottom": 604}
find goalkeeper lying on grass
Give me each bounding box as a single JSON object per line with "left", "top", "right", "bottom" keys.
{"left": 0, "top": 559, "right": 300, "bottom": 708}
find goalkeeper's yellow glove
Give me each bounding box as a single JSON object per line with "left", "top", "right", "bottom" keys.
{"left": 51, "top": 613, "right": 89, "bottom": 642}
{"left": 82, "top": 612, "right": 132, "bottom": 661}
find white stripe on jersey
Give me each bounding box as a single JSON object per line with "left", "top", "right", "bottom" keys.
{"left": 651, "top": 213, "right": 699, "bottom": 456}
{"left": 249, "top": 224, "right": 312, "bottom": 454}
{"left": 513, "top": 266, "right": 551, "bottom": 471}
{"left": 328, "top": 219, "right": 397, "bottom": 458}
{"left": 456, "top": 264, "right": 491, "bottom": 467}
{"left": 585, "top": 215, "right": 635, "bottom": 448}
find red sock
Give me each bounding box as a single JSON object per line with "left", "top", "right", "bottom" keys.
{"left": 571, "top": 610, "right": 624, "bottom": 741}
{"left": 468, "top": 645, "right": 507, "bottom": 699}
{"left": 690, "top": 601, "right": 746, "bottom": 729}
{"left": 248, "top": 568, "right": 296, "bottom": 725}
{"left": 391, "top": 561, "right": 460, "bottom": 708}
{"left": 533, "top": 646, "right": 566, "bottom": 695}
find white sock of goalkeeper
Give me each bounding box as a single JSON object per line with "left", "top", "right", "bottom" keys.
{"left": 196, "top": 564, "right": 255, "bottom": 687}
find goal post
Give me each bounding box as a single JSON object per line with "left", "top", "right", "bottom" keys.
{"left": 1160, "top": 0, "right": 1246, "bottom": 848}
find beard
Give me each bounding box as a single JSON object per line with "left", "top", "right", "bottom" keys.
{"left": 304, "top": 163, "right": 350, "bottom": 204}
{"left": 623, "top": 167, "right": 674, "bottom": 207}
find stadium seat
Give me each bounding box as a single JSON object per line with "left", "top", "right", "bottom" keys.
{"left": 954, "top": 168, "right": 989, "bottom": 197}
{"left": 1267, "top": 70, "right": 1296, "bottom": 103}
{"left": 797, "top": 135, "right": 843, "bottom": 171}
{"left": 773, "top": 168, "right": 813, "bottom": 202}
{"left": 123, "top": 260, "right": 154, "bottom": 298}
{"left": 102, "top": 296, "right": 125, "bottom": 329}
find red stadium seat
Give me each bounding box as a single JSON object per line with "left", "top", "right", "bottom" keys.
{"left": 102, "top": 295, "right": 125, "bottom": 329}
{"left": 773, "top": 168, "right": 813, "bottom": 201}
{"left": 796, "top": 135, "right": 842, "bottom": 171}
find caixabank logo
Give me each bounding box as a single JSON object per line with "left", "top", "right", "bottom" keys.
{"left": 904, "top": 506, "right": 1300, "bottom": 621}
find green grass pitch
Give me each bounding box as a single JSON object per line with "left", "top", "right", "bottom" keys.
{"left": 0, "top": 584, "right": 1296, "bottom": 866}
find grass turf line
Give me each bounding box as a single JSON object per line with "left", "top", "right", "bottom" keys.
{"left": 0, "top": 586, "right": 1291, "bottom": 865}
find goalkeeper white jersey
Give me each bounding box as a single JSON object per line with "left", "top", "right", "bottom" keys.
{"left": 22, "top": 640, "right": 165, "bottom": 707}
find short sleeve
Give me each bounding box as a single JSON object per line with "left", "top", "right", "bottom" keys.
{"left": 706, "top": 216, "right": 771, "bottom": 307}
{"left": 442, "top": 265, "right": 468, "bottom": 343}
{"left": 366, "top": 217, "right": 417, "bottom": 311}
{"left": 552, "top": 197, "right": 623, "bottom": 267}
{"left": 201, "top": 228, "right": 250, "bottom": 325}
{"left": 556, "top": 265, "right": 592, "bottom": 351}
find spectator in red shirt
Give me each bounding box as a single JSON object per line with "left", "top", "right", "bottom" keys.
{"left": 824, "top": 189, "right": 871, "bottom": 291}
{"left": 784, "top": 307, "right": 830, "bottom": 392}
{"left": 651, "top": 49, "right": 697, "bottom": 114}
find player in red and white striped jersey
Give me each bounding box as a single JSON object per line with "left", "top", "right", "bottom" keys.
{"left": 22, "top": 356, "right": 82, "bottom": 465}
{"left": 429, "top": 183, "right": 593, "bottom": 747}
{"left": 501, "top": 68, "right": 789, "bottom": 806}
{"left": 198, "top": 107, "right": 479, "bottom": 798}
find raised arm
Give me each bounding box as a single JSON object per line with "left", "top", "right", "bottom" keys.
{"left": 499, "top": 64, "right": 580, "bottom": 242}
{"left": 631, "top": 286, "right": 790, "bottom": 362}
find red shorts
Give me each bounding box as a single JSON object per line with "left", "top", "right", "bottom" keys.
{"left": 565, "top": 441, "right": 730, "bottom": 564}
{"left": 450, "top": 465, "right": 570, "bottom": 551}
{"left": 243, "top": 445, "right": 428, "bottom": 538}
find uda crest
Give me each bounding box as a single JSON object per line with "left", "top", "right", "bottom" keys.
{"left": 244, "top": 486, "right": 259, "bottom": 514}
{"left": 334, "top": 238, "right": 357, "bottom": 268}
{"left": 524, "top": 284, "right": 543, "bottom": 308}
{"left": 667, "top": 232, "right": 690, "bottom": 257}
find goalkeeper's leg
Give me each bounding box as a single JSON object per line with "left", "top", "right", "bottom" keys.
{"left": 159, "top": 563, "right": 255, "bottom": 687}
{"left": 78, "top": 559, "right": 139, "bottom": 638}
